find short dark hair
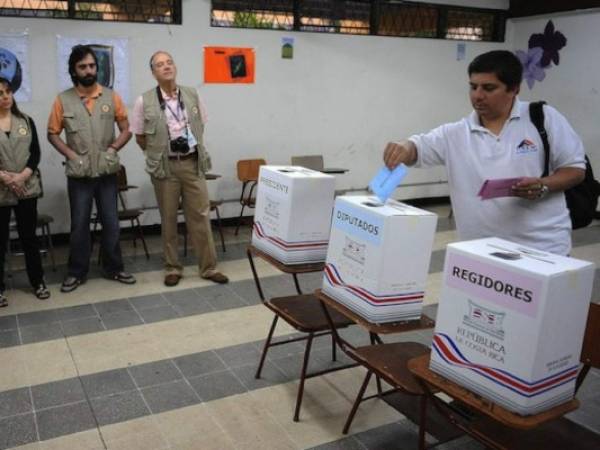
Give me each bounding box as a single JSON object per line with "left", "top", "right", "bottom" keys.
{"left": 68, "top": 45, "right": 98, "bottom": 85}
{"left": 0, "top": 76, "right": 25, "bottom": 119}
{"left": 468, "top": 50, "right": 523, "bottom": 90}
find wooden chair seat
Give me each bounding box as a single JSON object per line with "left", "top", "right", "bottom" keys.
{"left": 468, "top": 415, "right": 600, "bottom": 450}
{"left": 408, "top": 353, "right": 579, "bottom": 430}
{"left": 118, "top": 208, "right": 143, "bottom": 221}
{"left": 267, "top": 294, "right": 353, "bottom": 333}
{"left": 348, "top": 342, "right": 430, "bottom": 395}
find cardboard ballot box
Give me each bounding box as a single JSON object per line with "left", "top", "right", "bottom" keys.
{"left": 252, "top": 166, "right": 335, "bottom": 264}
{"left": 322, "top": 196, "right": 437, "bottom": 323}
{"left": 430, "top": 237, "right": 595, "bottom": 416}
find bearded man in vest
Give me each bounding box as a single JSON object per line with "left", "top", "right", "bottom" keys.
{"left": 48, "top": 45, "right": 136, "bottom": 292}
{"left": 131, "top": 51, "right": 228, "bottom": 287}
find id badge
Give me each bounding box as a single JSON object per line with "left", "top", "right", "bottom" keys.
{"left": 187, "top": 125, "right": 198, "bottom": 147}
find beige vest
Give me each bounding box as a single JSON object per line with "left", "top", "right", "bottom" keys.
{"left": 59, "top": 86, "right": 119, "bottom": 178}
{"left": 0, "top": 114, "right": 42, "bottom": 206}
{"left": 141, "top": 86, "right": 212, "bottom": 179}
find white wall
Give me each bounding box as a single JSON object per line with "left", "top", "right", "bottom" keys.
{"left": 511, "top": 10, "right": 600, "bottom": 174}
{"left": 8, "top": 0, "right": 583, "bottom": 234}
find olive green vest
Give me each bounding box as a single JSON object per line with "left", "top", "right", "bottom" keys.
{"left": 59, "top": 86, "right": 119, "bottom": 178}
{"left": 141, "top": 86, "right": 212, "bottom": 179}
{"left": 0, "top": 114, "right": 42, "bottom": 206}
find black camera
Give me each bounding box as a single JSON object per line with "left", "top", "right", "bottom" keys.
{"left": 170, "top": 136, "right": 190, "bottom": 153}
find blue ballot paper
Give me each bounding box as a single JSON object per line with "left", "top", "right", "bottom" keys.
{"left": 368, "top": 164, "right": 408, "bottom": 202}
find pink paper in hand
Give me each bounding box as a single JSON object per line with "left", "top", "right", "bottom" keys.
{"left": 479, "top": 177, "right": 524, "bottom": 199}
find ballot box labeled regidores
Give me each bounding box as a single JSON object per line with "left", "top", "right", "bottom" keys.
{"left": 431, "top": 237, "right": 595, "bottom": 415}
{"left": 322, "top": 195, "right": 437, "bottom": 323}
{"left": 252, "top": 166, "right": 335, "bottom": 264}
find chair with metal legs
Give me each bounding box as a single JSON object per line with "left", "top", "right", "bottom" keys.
{"left": 409, "top": 302, "right": 600, "bottom": 450}
{"left": 247, "top": 245, "right": 356, "bottom": 422}
{"left": 235, "top": 159, "right": 265, "bottom": 235}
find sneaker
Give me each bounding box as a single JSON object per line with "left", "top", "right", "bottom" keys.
{"left": 106, "top": 271, "right": 136, "bottom": 285}
{"left": 202, "top": 272, "right": 229, "bottom": 284}
{"left": 61, "top": 276, "right": 85, "bottom": 293}
{"left": 34, "top": 284, "right": 51, "bottom": 300}
{"left": 0, "top": 292, "right": 7, "bottom": 308}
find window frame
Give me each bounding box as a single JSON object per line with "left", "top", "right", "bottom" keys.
{"left": 0, "top": 0, "right": 182, "bottom": 25}
{"left": 211, "top": 0, "right": 507, "bottom": 42}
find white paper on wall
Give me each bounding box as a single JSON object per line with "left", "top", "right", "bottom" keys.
{"left": 56, "top": 36, "right": 130, "bottom": 103}
{"left": 0, "top": 32, "right": 32, "bottom": 102}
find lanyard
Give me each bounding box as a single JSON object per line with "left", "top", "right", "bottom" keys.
{"left": 156, "top": 86, "right": 190, "bottom": 144}
{"left": 165, "top": 98, "right": 184, "bottom": 123}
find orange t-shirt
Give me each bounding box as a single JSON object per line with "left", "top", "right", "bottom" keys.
{"left": 47, "top": 84, "right": 128, "bottom": 135}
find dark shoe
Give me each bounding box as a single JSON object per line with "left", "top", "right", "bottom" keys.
{"left": 106, "top": 271, "right": 136, "bottom": 285}
{"left": 0, "top": 292, "right": 7, "bottom": 307}
{"left": 164, "top": 274, "right": 181, "bottom": 287}
{"left": 61, "top": 276, "right": 85, "bottom": 293}
{"left": 202, "top": 272, "right": 229, "bottom": 284}
{"left": 34, "top": 284, "right": 51, "bottom": 300}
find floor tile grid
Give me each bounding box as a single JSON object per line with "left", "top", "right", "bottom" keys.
{"left": 0, "top": 324, "right": 415, "bottom": 449}
{"left": 1, "top": 218, "right": 600, "bottom": 446}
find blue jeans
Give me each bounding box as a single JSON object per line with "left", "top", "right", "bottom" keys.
{"left": 67, "top": 174, "right": 124, "bottom": 278}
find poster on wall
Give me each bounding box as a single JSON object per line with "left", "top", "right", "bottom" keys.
{"left": 204, "top": 47, "right": 255, "bottom": 84}
{"left": 282, "top": 37, "right": 294, "bottom": 59}
{"left": 0, "top": 32, "right": 31, "bottom": 102}
{"left": 56, "top": 36, "right": 130, "bottom": 103}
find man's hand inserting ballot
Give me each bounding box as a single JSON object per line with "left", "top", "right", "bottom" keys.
{"left": 383, "top": 140, "right": 418, "bottom": 169}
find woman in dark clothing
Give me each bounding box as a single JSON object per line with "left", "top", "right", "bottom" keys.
{"left": 0, "top": 77, "right": 49, "bottom": 306}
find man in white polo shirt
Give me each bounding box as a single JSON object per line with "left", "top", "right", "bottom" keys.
{"left": 384, "top": 50, "right": 585, "bottom": 255}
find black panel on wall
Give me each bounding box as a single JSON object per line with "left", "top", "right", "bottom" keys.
{"left": 510, "top": 0, "right": 600, "bottom": 18}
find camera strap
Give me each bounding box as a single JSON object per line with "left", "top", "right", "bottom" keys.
{"left": 155, "top": 86, "right": 190, "bottom": 144}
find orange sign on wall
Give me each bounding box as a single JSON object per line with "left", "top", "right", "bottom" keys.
{"left": 204, "top": 47, "right": 255, "bottom": 84}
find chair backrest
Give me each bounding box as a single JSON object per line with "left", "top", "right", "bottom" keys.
{"left": 291, "top": 155, "right": 324, "bottom": 171}
{"left": 580, "top": 301, "right": 600, "bottom": 368}
{"left": 117, "top": 164, "right": 128, "bottom": 191}
{"left": 237, "top": 159, "right": 266, "bottom": 182}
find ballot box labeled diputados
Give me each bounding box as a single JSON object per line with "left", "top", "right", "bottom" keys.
{"left": 430, "top": 237, "right": 595, "bottom": 416}
{"left": 322, "top": 195, "right": 438, "bottom": 323}
{"left": 252, "top": 165, "right": 335, "bottom": 264}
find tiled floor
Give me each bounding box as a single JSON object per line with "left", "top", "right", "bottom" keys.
{"left": 0, "top": 206, "right": 599, "bottom": 449}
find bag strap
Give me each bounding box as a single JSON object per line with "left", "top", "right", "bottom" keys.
{"left": 529, "top": 101, "right": 550, "bottom": 177}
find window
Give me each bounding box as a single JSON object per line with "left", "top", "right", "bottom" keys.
{"left": 0, "top": 0, "right": 181, "bottom": 24}
{"left": 211, "top": 0, "right": 506, "bottom": 42}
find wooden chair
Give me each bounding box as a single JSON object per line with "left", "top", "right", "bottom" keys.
{"left": 7, "top": 213, "right": 57, "bottom": 287}
{"left": 409, "top": 302, "right": 600, "bottom": 450}
{"left": 291, "top": 155, "right": 324, "bottom": 171}
{"left": 291, "top": 155, "right": 349, "bottom": 175}
{"left": 180, "top": 200, "right": 226, "bottom": 254}
{"left": 235, "top": 158, "right": 266, "bottom": 235}
{"left": 247, "top": 246, "right": 356, "bottom": 422}
{"left": 93, "top": 165, "right": 149, "bottom": 260}
{"left": 315, "top": 289, "right": 436, "bottom": 444}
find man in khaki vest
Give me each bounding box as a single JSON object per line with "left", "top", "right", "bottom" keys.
{"left": 48, "top": 45, "right": 136, "bottom": 292}
{"left": 130, "top": 51, "right": 228, "bottom": 287}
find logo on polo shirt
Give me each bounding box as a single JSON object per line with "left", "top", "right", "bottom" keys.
{"left": 516, "top": 138, "right": 538, "bottom": 154}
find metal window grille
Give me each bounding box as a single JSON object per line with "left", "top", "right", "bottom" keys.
{"left": 0, "top": 0, "right": 181, "bottom": 24}
{"left": 211, "top": 0, "right": 506, "bottom": 42}
{"left": 211, "top": 0, "right": 294, "bottom": 30}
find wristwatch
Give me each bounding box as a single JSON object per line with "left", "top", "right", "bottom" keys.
{"left": 538, "top": 184, "right": 550, "bottom": 199}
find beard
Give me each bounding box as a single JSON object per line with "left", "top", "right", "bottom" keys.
{"left": 77, "top": 74, "right": 97, "bottom": 87}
